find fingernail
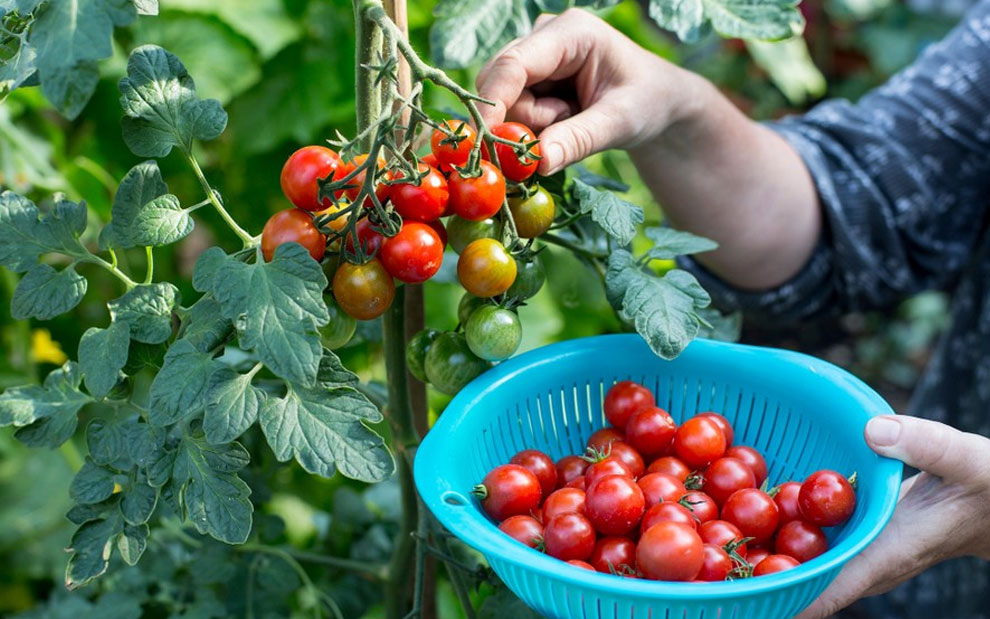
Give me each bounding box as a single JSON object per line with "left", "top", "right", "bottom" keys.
{"left": 543, "top": 142, "right": 563, "bottom": 174}
{"left": 867, "top": 416, "right": 901, "bottom": 447}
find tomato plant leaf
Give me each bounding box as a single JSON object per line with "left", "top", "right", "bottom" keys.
{"left": 118, "top": 45, "right": 228, "bottom": 158}
{"left": 259, "top": 384, "right": 393, "bottom": 483}
{"left": 66, "top": 497, "right": 119, "bottom": 526}
{"left": 70, "top": 458, "right": 117, "bottom": 505}
{"left": 644, "top": 226, "right": 719, "bottom": 261}
{"left": 108, "top": 282, "right": 180, "bottom": 344}
{"left": 169, "top": 432, "right": 252, "bottom": 544}
{"left": 0, "top": 191, "right": 89, "bottom": 272}
{"left": 102, "top": 160, "right": 168, "bottom": 249}
{"left": 39, "top": 60, "right": 100, "bottom": 120}
{"left": 78, "top": 321, "right": 130, "bottom": 399}
{"left": 29, "top": 0, "right": 135, "bottom": 75}
{"left": 120, "top": 481, "right": 158, "bottom": 525}
{"left": 648, "top": 0, "right": 706, "bottom": 41}
{"left": 179, "top": 296, "right": 233, "bottom": 353}
{"left": 116, "top": 523, "right": 149, "bottom": 565}
{"left": 430, "top": 0, "right": 530, "bottom": 69}
{"left": 648, "top": 0, "right": 803, "bottom": 42}
{"left": 148, "top": 340, "right": 222, "bottom": 426}
{"left": 87, "top": 419, "right": 133, "bottom": 470}
{"left": 572, "top": 179, "right": 644, "bottom": 246}
{"left": 316, "top": 348, "right": 359, "bottom": 388}
{"left": 11, "top": 263, "right": 88, "bottom": 320}
{"left": 211, "top": 243, "right": 329, "bottom": 386}
{"left": 0, "top": 38, "right": 37, "bottom": 94}
{"left": 203, "top": 367, "right": 265, "bottom": 445}
{"left": 65, "top": 512, "right": 124, "bottom": 589}
{"left": 0, "top": 362, "right": 92, "bottom": 446}
{"left": 128, "top": 194, "right": 193, "bottom": 247}
{"left": 606, "top": 249, "right": 712, "bottom": 359}
{"left": 192, "top": 246, "right": 229, "bottom": 293}
{"left": 698, "top": 307, "right": 742, "bottom": 342}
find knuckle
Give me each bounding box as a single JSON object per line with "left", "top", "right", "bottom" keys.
{"left": 915, "top": 422, "right": 956, "bottom": 472}
{"left": 568, "top": 121, "right": 596, "bottom": 160}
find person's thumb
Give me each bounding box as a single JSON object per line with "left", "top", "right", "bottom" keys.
{"left": 865, "top": 415, "right": 990, "bottom": 479}
{"left": 537, "top": 104, "right": 629, "bottom": 175}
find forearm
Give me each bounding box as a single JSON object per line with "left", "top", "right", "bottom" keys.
{"left": 629, "top": 78, "right": 821, "bottom": 290}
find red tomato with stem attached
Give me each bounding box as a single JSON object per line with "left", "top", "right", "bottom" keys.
{"left": 674, "top": 417, "right": 727, "bottom": 469}
{"left": 702, "top": 457, "right": 757, "bottom": 507}
{"left": 697, "top": 544, "right": 733, "bottom": 581}
{"left": 510, "top": 449, "right": 557, "bottom": 498}
{"left": 345, "top": 218, "right": 384, "bottom": 255}
{"left": 338, "top": 153, "right": 391, "bottom": 207}
{"left": 379, "top": 222, "right": 443, "bottom": 284}
{"left": 640, "top": 501, "right": 696, "bottom": 534}
{"left": 753, "top": 554, "right": 800, "bottom": 576}
{"left": 637, "top": 473, "right": 687, "bottom": 508}
{"left": 585, "top": 475, "right": 645, "bottom": 536}
{"left": 261, "top": 209, "right": 326, "bottom": 262}
{"left": 556, "top": 455, "right": 589, "bottom": 488}
{"left": 721, "top": 489, "right": 779, "bottom": 545}
{"left": 449, "top": 160, "right": 506, "bottom": 221}
{"left": 603, "top": 381, "right": 655, "bottom": 430}
{"left": 281, "top": 146, "right": 343, "bottom": 211}
{"left": 798, "top": 470, "right": 856, "bottom": 527}
{"left": 431, "top": 119, "right": 477, "bottom": 168}
{"left": 587, "top": 428, "right": 625, "bottom": 452}
{"left": 625, "top": 406, "right": 677, "bottom": 459}
{"left": 589, "top": 537, "right": 637, "bottom": 574}
{"left": 541, "top": 487, "right": 586, "bottom": 522}
{"left": 696, "top": 412, "right": 734, "bottom": 446}
{"left": 775, "top": 520, "right": 828, "bottom": 563}
{"left": 636, "top": 522, "right": 704, "bottom": 581}
{"left": 698, "top": 519, "right": 748, "bottom": 559}
{"left": 774, "top": 481, "right": 803, "bottom": 526}
{"left": 390, "top": 163, "right": 449, "bottom": 222}
{"left": 498, "top": 515, "right": 543, "bottom": 548}
{"left": 606, "top": 442, "right": 645, "bottom": 478}
{"left": 647, "top": 457, "right": 692, "bottom": 482}
{"left": 473, "top": 464, "right": 542, "bottom": 522}
{"left": 680, "top": 491, "right": 718, "bottom": 524}
{"left": 544, "top": 513, "right": 596, "bottom": 561}
{"left": 487, "top": 122, "right": 540, "bottom": 182}
{"left": 725, "top": 446, "right": 768, "bottom": 485}
{"left": 332, "top": 259, "right": 394, "bottom": 320}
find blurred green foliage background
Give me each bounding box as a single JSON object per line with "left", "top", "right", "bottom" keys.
{"left": 0, "top": 0, "right": 964, "bottom": 616}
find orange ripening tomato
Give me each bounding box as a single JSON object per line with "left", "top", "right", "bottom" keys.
{"left": 332, "top": 259, "right": 395, "bottom": 320}
{"left": 457, "top": 238, "right": 516, "bottom": 297}
{"left": 261, "top": 208, "right": 326, "bottom": 262}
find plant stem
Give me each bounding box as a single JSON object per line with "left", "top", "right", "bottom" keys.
{"left": 84, "top": 254, "right": 138, "bottom": 289}
{"left": 354, "top": 0, "right": 384, "bottom": 151}
{"left": 185, "top": 153, "right": 255, "bottom": 247}
{"left": 143, "top": 247, "right": 154, "bottom": 284}
{"left": 541, "top": 233, "right": 608, "bottom": 259}
{"left": 282, "top": 548, "right": 388, "bottom": 579}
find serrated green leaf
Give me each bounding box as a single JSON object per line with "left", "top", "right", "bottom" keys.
{"left": 180, "top": 295, "right": 233, "bottom": 352}
{"left": 118, "top": 45, "right": 227, "bottom": 157}
{"left": 644, "top": 227, "right": 719, "bottom": 261}
{"left": 649, "top": 0, "right": 803, "bottom": 42}
{"left": 148, "top": 340, "right": 221, "bottom": 426}
{"left": 316, "top": 348, "right": 359, "bottom": 388}
{"left": 430, "top": 0, "right": 530, "bottom": 69}
{"left": 78, "top": 321, "right": 130, "bottom": 398}
{"left": 0, "top": 362, "right": 92, "bottom": 446}
{"left": 39, "top": 60, "right": 99, "bottom": 120}
{"left": 10, "top": 263, "right": 87, "bottom": 320}
{"left": 0, "top": 191, "right": 89, "bottom": 272}
{"left": 30, "top": 0, "right": 135, "bottom": 75}
{"left": 171, "top": 433, "right": 252, "bottom": 543}
{"left": 698, "top": 307, "right": 742, "bottom": 342}
{"left": 65, "top": 512, "right": 124, "bottom": 589}
{"left": 70, "top": 458, "right": 117, "bottom": 504}
{"left": 260, "top": 384, "right": 393, "bottom": 482}
{"left": 102, "top": 160, "right": 169, "bottom": 250}
{"left": 87, "top": 419, "right": 130, "bottom": 468}
{"left": 108, "top": 282, "right": 180, "bottom": 344}
{"left": 192, "top": 246, "right": 229, "bottom": 293}
{"left": 129, "top": 194, "right": 193, "bottom": 246}
{"left": 120, "top": 482, "right": 158, "bottom": 525}
{"left": 212, "top": 243, "right": 328, "bottom": 386}
{"left": 572, "top": 179, "right": 644, "bottom": 246}
{"left": 116, "top": 523, "right": 148, "bottom": 565}
{"left": 0, "top": 39, "right": 37, "bottom": 93}
{"left": 126, "top": 422, "right": 166, "bottom": 468}
{"left": 203, "top": 367, "right": 264, "bottom": 445}
{"left": 66, "top": 496, "right": 119, "bottom": 525}
{"left": 606, "top": 250, "right": 711, "bottom": 359}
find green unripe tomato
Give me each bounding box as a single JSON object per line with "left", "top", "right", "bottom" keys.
{"left": 506, "top": 257, "right": 545, "bottom": 300}
{"left": 465, "top": 306, "right": 522, "bottom": 361}
{"left": 406, "top": 328, "right": 441, "bottom": 382}
{"left": 424, "top": 332, "right": 490, "bottom": 395}
{"left": 447, "top": 216, "right": 497, "bottom": 254}
{"left": 319, "top": 297, "right": 358, "bottom": 349}
{"left": 508, "top": 186, "right": 555, "bottom": 238}
{"left": 457, "top": 293, "right": 487, "bottom": 325}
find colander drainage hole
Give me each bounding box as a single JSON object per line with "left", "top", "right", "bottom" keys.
{"left": 442, "top": 491, "right": 468, "bottom": 506}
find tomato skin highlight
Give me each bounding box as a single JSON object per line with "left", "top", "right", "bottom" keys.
{"left": 702, "top": 457, "right": 757, "bottom": 507}
{"left": 640, "top": 501, "right": 696, "bottom": 534}
{"left": 489, "top": 122, "right": 540, "bottom": 182}
{"left": 431, "top": 119, "right": 477, "bottom": 167}
{"left": 774, "top": 481, "right": 803, "bottom": 526}
{"left": 379, "top": 222, "right": 444, "bottom": 283}
{"left": 647, "top": 457, "right": 691, "bottom": 482}
{"left": 589, "top": 536, "right": 637, "bottom": 574}
{"left": 510, "top": 449, "right": 558, "bottom": 498}
{"left": 636, "top": 522, "right": 704, "bottom": 581}
{"left": 775, "top": 520, "right": 828, "bottom": 563}
{"left": 476, "top": 464, "right": 542, "bottom": 521}
{"left": 281, "top": 145, "right": 343, "bottom": 211}
{"left": 332, "top": 259, "right": 394, "bottom": 320}
{"left": 498, "top": 515, "right": 543, "bottom": 549}
{"left": 637, "top": 473, "right": 687, "bottom": 508}
{"left": 585, "top": 474, "right": 646, "bottom": 536}
{"left": 261, "top": 209, "right": 327, "bottom": 262}
{"left": 541, "top": 487, "right": 586, "bottom": 522}
{"left": 674, "top": 417, "right": 727, "bottom": 469}
{"left": 753, "top": 554, "right": 800, "bottom": 576}
{"left": 604, "top": 381, "right": 655, "bottom": 430}
{"left": 725, "top": 445, "right": 768, "bottom": 485}
{"left": 544, "top": 513, "right": 597, "bottom": 561}
{"left": 555, "top": 455, "right": 589, "bottom": 488}
{"left": 457, "top": 238, "right": 517, "bottom": 298}
{"left": 798, "top": 470, "right": 856, "bottom": 527}
{"left": 390, "top": 163, "right": 449, "bottom": 222}
{"left": 449, "top": 160, "right": 506, "bottom": 221}
{"left": 721, "top": 488, "right": 780, "bottom": 545}
{"left": 697, "top": 544, "right": 733, "bottom": 581}
{"left": 625, "top": 406, "right": 676, "bottom": 459}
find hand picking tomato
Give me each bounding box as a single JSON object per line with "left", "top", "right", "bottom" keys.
{"left": 498, "top": 515, "right": 543, "bottom": 549}
{"left": 752, "top": 554, "right": 799, "bottom": 576}
{"left": 674, "top": 416, "right": 727, "bottom": 469}
{"left": 280, "top": 145, "right": 343, "bottom": 211}
{"left": 774, "top": 520, "right": 828, "bottom": 563}
{"left": 541, "top": 487, "right": 586, "bottom": 521}
{"left": 449, "top": 160, "right": 506, "bottom": 221}
{"left": 589, "top": 537, "right": 637, "bottom": 574}
{"left": 798, "top": 470, "right": 856, "bottom": 527}
{"left": 636, "top": 522, "right": 704, "bottom": 581}
{"left": 430, "top": 119, "right": 476, "bottom": 167}
{"left": 603, "top": 381, "right": 655, "bottom": 430}
{"left": 702, "top": 457, "right": 757, "bottom": 507}
{"left": 640, "top": 501, "right": 696, "bottom": 534}
{"left": 510, "top": 449, "right": 558, "bottom": 498}
{"left": 457, "top": 238, "right": 516, "bottom": 297}
{"left": 625, "top": 406, "right": 676, "bottom": 459}
{"left": 379, "top": 222, "right": 443, "bottom": 283}
{"left": 261, "top": 209, "right": 326, "bottom": 262}
{"left": 332, "top": 259, "right": 394, "bottom": 320}
{"left": 543, "top": 513, "right": 596, "bottom": 561}
{"left": 474, "top": 464, "right": 542, "bottom": 521}
{"left": 585, "top": 474, "right": 645, "bottom": 536}
{"left": 488, "top": 121, "right": 540, "bottom": 182}
{"left": 721, "top": 488, "right": 779, "bottom": 545}
{"left": 724, "top": 445, "right": 768, "bottom": 485}
{"left": 390, "top": 163, "right": 449, "bottom": 222}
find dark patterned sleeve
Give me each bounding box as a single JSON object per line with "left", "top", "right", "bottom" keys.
{"left": 679, "top": 1, "right": 990, "bottom": 323}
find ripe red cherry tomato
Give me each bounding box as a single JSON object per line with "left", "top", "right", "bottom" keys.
{"left": 640, "top": 501, "right": 696, "bottom": 534}
{"left": 696, "top": 412, "right": 734, "bottom": 446}
{"left": 332, "top": 259, "right": 394, "bottom": 320}
{"left": 379, "top": 222, "right": 444, "bottom": 284}
{"left": 427, "top": 218, "right": 447, "bottom": 247}
{"left": 585, "top": 456, "right": 633, "bottom": 487}
{"left": 673, "top": 417, "right": 727, "bottom": 469}
{"left": 747, "top": 546, "right": 770, "bottom": 567}
{"left": 680, "top": 491, "right": 718, "bottom": 524}
{"left": 567, "top": 560, "right": 595, "bottom": 571}
{"left": 587, "top": 427, "right": 625, "bottom": 452}
{"left": 585, "top": 474, "right": 645, "bottom": 536}
{"left": 449, "top": 160, "right": 506, "bottom": 221}
{"left": 488, "top": 122, "right": 541, "bottom": 182}
{"left": 541, "top": 487, "right": 586, "bottom": 522}
{"left": 337, "top": 153, "right": 391, "bottom": 207}
{"left": 753, "top": 554, "right": 800, "bottom": 576}
{"left": 431, "top": 119, "right": 477, "bottom": 168}
{"left": 603, "top": 381, "right": 655, "bottom": 430}
{"left": 498, "top": 515, "right": 543, "bottom": 548}
{"left": 510, "top": 449, "right": 558, "bottom": 498}
{"left": 457, "top": 238, "right": 516, "bottom": 298}
{"left": 589, "top": 537, "right": 637, "bottom": 574}
{"left": 625, "top": 406, "right": 677, "bottom": 459}
{"left": 345, "top": 218, "right": 384, "bottom": 255}
{"left": 544, "top": 513, "right": 596, "bottom": 561}
{"left": 697, "top": 544, "right": 733, "bottom": 582}
{"left": 721, "top": 488, "right": 780, "bottom": 545}
{"left": 605, "top": 442, "right": 645, "bottom": 478}
{"left": 281, "top": 146, "right": 343, "bottom": 211}
{"left": 647, "top": 457, "right": 692, "bottom": 482}
{"left": 555, "top": 455, "right": 589, "bottom": 488}
{"left": 474, "top": 464, "right": 542, "bottom": 521}
{"left": 637, "top": 473, "right": 687, "bottom": 508}
{"left": 774, "top": 481, "right": 803, "bottom": 525}
{"left": 698, "top": 519, "right": 748, "bottom": 559}
{"left": 724, "top": 445, "right": 768, "bottom": 485}
{"left": 636, "top": 522, "right": 704, "bottom": 581}
{"left": 390, "top": 163, "right": 449, "bottom": 222}
{"left": 261, "top": 209, "right": 326, "bottom": 262}
{"left": 702, "top": 457, "right": 757, "bottom": 507}
{"left": 775, "top": 520, "right": 828, "bottom": 563}
{"left": 566, "top": 477, "right": 587, "bottom": 491}
{"left": 798, "top": 470, "right": 856, "bottom": 527}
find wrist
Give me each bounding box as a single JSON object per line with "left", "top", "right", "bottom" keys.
{"left": 629, "top": 70, "right": 727, "bottom": 154}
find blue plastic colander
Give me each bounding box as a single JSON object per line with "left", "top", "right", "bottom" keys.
{"left": 415, "top": 334, "right": 902, "bottom": 619}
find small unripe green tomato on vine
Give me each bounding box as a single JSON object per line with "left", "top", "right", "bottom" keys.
{"left": 319, "top": 296, "right": 357, "bottom": 349}
{"left": 506, "top": 257, "right": 545, "bottom": 300}
{"left": 465, "top": 305, "right": 522, "bottom": 361}
{"left": 457, "top": 293, "right": 487, "bottom": 325}
{"left": 424, "top": 332, "right": 490, "bottom": 395}
{"left": 447, "top": 216, "right": 497, "bottom": 254}
{"left": 406, "top": 328, "right": 441, "bottom": 383}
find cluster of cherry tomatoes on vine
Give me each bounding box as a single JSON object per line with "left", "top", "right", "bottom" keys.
{"left": 474, "top": 380, "right": 858, "bottom": 582}
{"left": 266, "top": 119, "right": 554, "bottom": 390}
